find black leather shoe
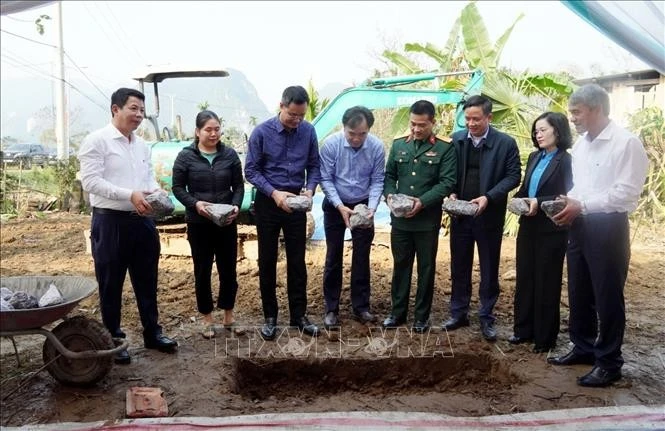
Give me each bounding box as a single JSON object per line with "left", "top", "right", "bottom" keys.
{"left": 412, "top": 320, "right": 430, "bottom": 334}
{"left": 547, "top": 350, "right": 595, "bottom": 366}
{"left": 261, "top": 317, "right": 277, "bottom": 340}
{"left": 352, "top": 311, "right": 377, "bottom": 324}
{"left": 508, "top": 335, "right": 533, "bottom": 345}
{"left": 577, "top": 366, "right": 622, "bottom": 387}
{"left": 144, "top": 334, "right": 178, "bottom": 353}
{"left": 323, "top": 312, "right": 339, "bottom": 329}
{"left": 382, "top": 315, "right": 405, "bottom": 328}
{"left": 442, "top": 315, "right": 470, "bottom": 331}
{"left": 291, "top": 316, "right": 320, "bottom": 337}
{"left": 480, "top": 321, "right": 497, "bottom": 341}
{"left": 114, "top": 349, "right": 131, "bottom": 365}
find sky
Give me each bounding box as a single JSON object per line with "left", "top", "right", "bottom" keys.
{"left": 0, "top": 1, "right": 650, "bottom": 113}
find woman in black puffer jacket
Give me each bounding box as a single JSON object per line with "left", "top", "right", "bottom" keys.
{"left": 172, "top": 110, "right": 245, "bottom": 339}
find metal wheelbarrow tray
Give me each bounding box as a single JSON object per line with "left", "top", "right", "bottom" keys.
{"left": 1, "top": 276, "right": 127, "bottom": 387}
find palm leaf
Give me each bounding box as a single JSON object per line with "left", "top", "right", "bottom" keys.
{"left": 492, "top": 12, "right": 524, "bottom": 65}
{"left": 460, "top": 2, "right": 497, "bottom": 70}
{"left": 390, "top": 107, "right": 411, "bottom": 138}
{"left": 381, "top": 50, "right": 422, "bottom": 74}
{"left": 405, "top": 42, "right": 448, "bottom": 65}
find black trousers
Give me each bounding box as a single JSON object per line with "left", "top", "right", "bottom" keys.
{"left": 322, "top": 197, "right": 374, "bottom": 314}
{"left": 567, "top": 213, "right": 630, "bottom": 370}
{"left": 90, "top": 209, "right": 161, "bottom": 340}
{"left": 187, "top": 221, "right": 238, "bottom": 315}
{"left": 514, "top": 226, "right": 567, "bottom": 347}
{"left": 449, "top": 216, "right": 503, "bottom": 323}
{"left": 254, "top": 191, "right": 307, "bottom": 321}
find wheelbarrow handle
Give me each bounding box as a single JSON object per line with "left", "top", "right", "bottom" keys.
{"left": 1, "top": 329, "right": 129, "bottom": 359}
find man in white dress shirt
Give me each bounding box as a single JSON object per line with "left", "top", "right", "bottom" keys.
{"left": 548, "top": 84, "right": 649, "bottom": 387}
{"left": 79, "top": 88, "right": 177, "bottom": 364}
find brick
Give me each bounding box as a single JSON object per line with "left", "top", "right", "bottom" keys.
{"left": 126, "top": 386, "right": 168, "bottom": 418}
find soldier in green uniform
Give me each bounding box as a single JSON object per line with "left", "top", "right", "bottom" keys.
{"left": 382, "top": 100, "right": 457, "bottom": 333}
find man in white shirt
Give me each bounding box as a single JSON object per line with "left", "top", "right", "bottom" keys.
{"left": 548, "top": 84, "right": 649, "bottom": 387}
{"left": 79, "top": 88, "right": 177, "bottom": 365}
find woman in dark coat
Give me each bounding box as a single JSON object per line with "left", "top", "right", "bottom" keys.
{"left": 172, "top": 110, "right": 244, "bottom": 338}
{"left": 510, "top": 112, "right": 573, "bottom": 353}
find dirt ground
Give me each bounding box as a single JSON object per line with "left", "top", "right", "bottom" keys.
{"left": 1, "top": 213, "right": 664, "bottom": 426}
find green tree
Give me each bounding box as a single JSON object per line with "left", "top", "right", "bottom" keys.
{"left": 305, "top": 79, "right": 329, "bottom": 122}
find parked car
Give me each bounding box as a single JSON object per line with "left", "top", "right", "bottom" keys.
{"left": 0, "top": 143, "right": 48, "bottom": 169}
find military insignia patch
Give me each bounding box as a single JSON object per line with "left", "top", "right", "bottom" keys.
{"left": 425, "top": 151, "right": 438, "bottom": 157}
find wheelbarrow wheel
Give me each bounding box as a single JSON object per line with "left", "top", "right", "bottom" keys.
{"left": 42, "top": 316, "right": 114, "bottom": 387}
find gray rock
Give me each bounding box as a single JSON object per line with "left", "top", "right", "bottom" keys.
{"left": 9, "top": 291, "right": 39, "bottom": 309}
{"left": 206, "top": 204, "right": 236, "bottom": 227}
{"left": 1, "top": 287, "right": 13, "bottom": 301}
{"left": 286, "top": 196, "right": 313, "bottom": 212}
{"left": 388, "top": 194, "right": 414, "bottom": 218}
{"left": 508, "top": 198, "right": 530, "bottom": 215}
{"left": 38, "top": 283, "right": 64, "bottom": 307}
{"left": 442, "top": 199, "right": 478, "bottom": 216}
{"left": 349, "top": 204, "right": 374, "bottom": 230}
{"left": 1, "top": 298, "right": 13, "bottom": 311}
{"left": 541, "top": 200, "right": 567, "bottom": 220}
{"left": 146, "top": 191, "right": 175, "bottom": 218}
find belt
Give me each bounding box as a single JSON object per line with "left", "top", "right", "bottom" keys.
{"left": 93, "top": 207, "right": 141, "bottom": 217}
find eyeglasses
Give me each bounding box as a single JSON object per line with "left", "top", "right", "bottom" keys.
{"left": 284, "top": 111, "right": 305, "bottom": 120}
{"left": 533, "top": 127, "right": 552, "bottom": 136}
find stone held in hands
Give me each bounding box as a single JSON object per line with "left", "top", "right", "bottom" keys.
{"left": 349, "top": 204, "right": 373, "bottom": 230}
{"left": 508, "top": 198, "right": 530, "bottom": 215}
{"left": 442, "top": 199, "right": 478, "bottom": 216}
{"left": 540, "top": 199, "right": 567, "bottom": 220}
{"left": 286, "top": 195, "right": 313, "bottom": 212}
{"left": 206, "top": 204, "right": 236, "bottom": 227}
{"left": 388, "top": 194, "right": 414, "bottom": 218}
{"left": 145, "top": 191, "right": 175, "bottom": 218}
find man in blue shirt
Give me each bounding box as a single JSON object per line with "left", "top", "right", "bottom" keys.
{"left": 319, "top": 106, "right": 386, "bottom": 329}
{"left": 244, "top": 86, "right": 322, "bottom": 340}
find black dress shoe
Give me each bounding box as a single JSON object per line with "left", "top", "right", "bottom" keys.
{"left": 353, "top": 311, "right": 377, "bottom": 324}
{"left": 412, "top": 320, "right": 430, "bottom": 334}
{"left": 291, "top": 316, "right": 320, "bottom": 337}
{"left": 480, "top": 321, "right": 497, "bottom": 342}
{"left": 442, "top": 315, "right": 470, "bottom": 331}
{"left": 114, "top": 349, "right": 131, "bottom": 365}
{"left": 547, "top": 350, "right": 595, "bottom": 366}
{"left": 261, "top": 317, "right": 277, "bottom": 340}
{"left": 577, "top": 366, "right": 622, "bottom": 387}
{"left": 382, "top": 315, "right": 405, "bottom": 329}
{"left": 144, "top": 334, "right": 178, "bottom": 353}
{"left": 508, "top": 335, "right": 533, "bottom": 345}
{"left": 323, "top": 312, "right": 339, "bottom": 329}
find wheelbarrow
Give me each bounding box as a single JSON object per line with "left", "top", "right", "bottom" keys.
{"left": 0, "top": 276, "right": 128, "bottom": 389}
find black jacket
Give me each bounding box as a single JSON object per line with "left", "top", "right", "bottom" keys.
{"left": 451, "top": 126, "right": 522, "bottom": 229}
{"left": 514, "top": 149, "right": 573, "bottom": 233}
{"left": 172, "top": 142, "right": 244, "bottom": 224}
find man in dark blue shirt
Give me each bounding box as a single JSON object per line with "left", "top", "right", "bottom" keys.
{"left": 244, "top": 86, "right": 321, "bottom": 340}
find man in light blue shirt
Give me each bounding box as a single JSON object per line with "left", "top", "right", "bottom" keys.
{"left": 319, "top": 106, "right": 385, "bottom": 328}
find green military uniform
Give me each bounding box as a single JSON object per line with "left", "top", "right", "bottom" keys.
{"left": 384, "top": 133, "right": 457, "bottom": 322}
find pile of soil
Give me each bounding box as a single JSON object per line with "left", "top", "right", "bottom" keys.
{"left": 1, "top": 213, "right": 663, "bottom": 426}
